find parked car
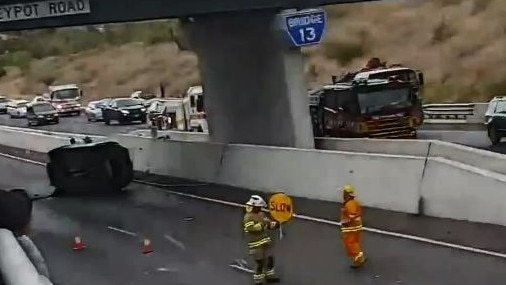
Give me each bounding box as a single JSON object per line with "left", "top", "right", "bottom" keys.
{"left": 26, "top": 102, "right": 59, "bottom": 126}
{"left": 6, "top": 100, "right": 28, "bottom": 118}
{"left": 85, "top": 99, "right": 110, "bottom": 122}
{"left": 0, "top": 96, "right": 10, "bottom": 114}
{"left": 102, "top": 98, "right": 147, "bottom": 125}
{"left": 131, "top": 91, "right": 157, "bottom": 107}
{"left": 30, "top": 96, "right": 47, "bottom": 104}
{"left": 485, "top": 96, "right": 506, "bottom": 145}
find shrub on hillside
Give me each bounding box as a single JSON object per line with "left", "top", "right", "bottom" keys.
{"left": 0, "top": 51, "right": 32, "bottom": 71}
{"left": 322, "top": 40, "right": 366, "bottom": 66}
{"left": 0, "top": 20, "right": 179, "bottom": 59}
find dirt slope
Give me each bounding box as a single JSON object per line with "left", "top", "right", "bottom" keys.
{"left": 0, "top": 0, "right": 504, "bottom": 103}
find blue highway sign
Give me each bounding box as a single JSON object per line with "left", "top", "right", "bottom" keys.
{"left": 284, "top": 9, "right": 327, "bottom": 47}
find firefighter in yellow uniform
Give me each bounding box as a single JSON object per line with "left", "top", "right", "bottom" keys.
{"left": 243, "top": 195, "right": 281, "bottom": 284}
{"left": 340, "top": 185, "right": 367, "bottom": 268}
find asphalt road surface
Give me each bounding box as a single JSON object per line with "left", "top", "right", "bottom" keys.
{"left": 2, "top": 156, "right": 506, "bottom": 285}
{"left": 1, "top": 112, "right": 506, "bottom": 153}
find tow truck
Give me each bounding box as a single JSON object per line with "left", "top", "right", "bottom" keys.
{"left": 43, "top": 84, "right": 83, "bottom": 116}
{"left": 309, "top": 76, "right": 424, "bottom": 139}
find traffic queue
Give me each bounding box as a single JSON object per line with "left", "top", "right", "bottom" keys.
{"left": 241, "top": 185, "right": 366, "bottom": 284}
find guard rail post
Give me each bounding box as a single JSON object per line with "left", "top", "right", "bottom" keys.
{"left": 0, "top": 229, "right": 53, "bottom": 285}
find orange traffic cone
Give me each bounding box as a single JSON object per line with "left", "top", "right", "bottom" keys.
{"left": 142, "top": 238, "right": 153, "bottom": 254}
{"left": 73, "top": 236, "right": 86, "bottom": 251}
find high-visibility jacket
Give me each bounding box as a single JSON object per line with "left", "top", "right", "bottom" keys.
{"left": 340, "top": 198, "right": 363, "bottom": 233}
{"left": 243, "top": 212, "right": 274, "bottom": 249}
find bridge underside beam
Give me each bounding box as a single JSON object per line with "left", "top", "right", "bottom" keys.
{"left": 184, "top": 11, "right": 314, "bottom": 148}
{"left": 0, "top": 0, "right": 380, "bottom": 32}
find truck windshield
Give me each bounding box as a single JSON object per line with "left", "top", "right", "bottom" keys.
{"left": 33, "top": 104, "right": 54, "bottom": 112}
{"left": 358, "top": 88, "right": 412, "bottom": 114}
{"left": 52, "top": 88, "right": 80, "bottom": 100}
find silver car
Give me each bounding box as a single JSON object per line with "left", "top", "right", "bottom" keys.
{"left": 7, "top": 100, "right": 28, "bottom": 118}
{"left": 85, "top": 99, "right": 110, "bottom": 122}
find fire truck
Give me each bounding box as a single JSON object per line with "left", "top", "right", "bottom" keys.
{"left": 309, "top": 74, "right": 424, "bottom": 139}
{"left": 181, "top": 85, "right": 208, "bottom": 132}
{"left": 42, "top": 84, "right": 83, "bottom": 116}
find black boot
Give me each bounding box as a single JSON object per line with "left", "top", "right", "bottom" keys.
{"left": 254, "top": 259, "right": 265, "bottom": 284}
{"left": 265, "top": 256, "right": 280, "bottom": 283}
{"left": 265, "top": 276, "right": 280, "bottom": 283}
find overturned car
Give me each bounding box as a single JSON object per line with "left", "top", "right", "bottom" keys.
{"left": 46, "top": 141, "right": 133, "bottom": 196}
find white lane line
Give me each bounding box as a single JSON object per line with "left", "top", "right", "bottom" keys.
{"left": 2, "top": 152, "right": 506, "bottom": 259}
{"left": 136, "top": 180, "right": 506, "bottom": 259}
{"left": 229, "top": 264, "right": 254, "bottom": 274}
{"left": 0, "top": 152, "right": 45, "bottom": 165}
{"left": 107, "top": 226, "right": 137, "bottom": 237}
{"left": 135, "top": 181, "right": 208, "bottom": 187}
{"left": 163, "top": 234, "right": 186, "bottom": 251}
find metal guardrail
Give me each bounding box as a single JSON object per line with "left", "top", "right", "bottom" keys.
{"left": 0, "top": 229, "right": 53, "bottom": 285}
{"left": 422, "top": 103, "right": 490, "bottom": 125}
{"left": 422, "top": 103, "right": 476, "bottom": 120}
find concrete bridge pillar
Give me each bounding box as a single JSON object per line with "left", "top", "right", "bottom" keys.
{"left": 184, "top": 11, "right": 314, "bottom": 149}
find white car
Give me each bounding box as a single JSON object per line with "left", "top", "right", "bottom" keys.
{"left": 85, "top": 99, "right": 110, "bottom": 122}
{"left": 30, "top": 96, "right": 47, "bottom": 104}
{"left": 7, "top": 100, "right": 29, "bottom": 118}
{"left": 0, "top": 96, "right": 10, "bottom": 114}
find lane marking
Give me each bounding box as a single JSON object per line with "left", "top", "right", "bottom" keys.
{"left": 163, "top": 234, "right": 186, "bottom": 251}
{"left": 0, "top": 152, "right": 45, "bottom": 166}
{"left": 229, "top": 264, "right": 254, "bottom": 274}
{"left": 137, "top": 181, "right": 209, "bottom": 187}
{"left": 136, "top": 181, "right": 506, "bottom": 260}
{"left": 2, "top": 152, "right": 506, "bottom": 259}
{"left": 107, "top": 226, "right": 137, "bottom": 237}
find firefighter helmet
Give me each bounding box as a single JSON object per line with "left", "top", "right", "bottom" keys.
{"left": 245, "top": 195, "right": 267, "bottom": 208}
{"left": 342, "top": 185, "right": 355, "bottom": 196}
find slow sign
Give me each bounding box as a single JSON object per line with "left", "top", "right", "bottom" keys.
{"left": 268, "top": 192, "right": 294, "bottom": 223}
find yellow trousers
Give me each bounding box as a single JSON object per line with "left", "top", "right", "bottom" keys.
{"left": 342, "top": 231, "right": 365, "bottom": 266}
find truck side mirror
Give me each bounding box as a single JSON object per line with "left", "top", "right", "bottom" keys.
{"left": 79, "top": 90, "right": 83, "bottom": 97}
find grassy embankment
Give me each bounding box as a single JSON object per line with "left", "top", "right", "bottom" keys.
{"left": 0, "top": 0, "right": 504, "bottom": 103}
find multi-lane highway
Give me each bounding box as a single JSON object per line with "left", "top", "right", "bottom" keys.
{"left": 0, "top": 113, "right": 504, "bottom": 153}
{"left": 2, "top": 153, "right": 506, "bottom": 284}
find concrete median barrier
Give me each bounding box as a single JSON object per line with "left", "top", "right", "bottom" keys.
{"left": 420, "top": 157, "right": 506, "bottom": 227}
{"left": 428, "top": 141, "right": 506, "bottom": 175}
{"left": 2, "top": 129, "right": 506, "bottom": 226}
{"left": 115, "top": 134, "right": 424, "bottom": 213}
{"left": 315, "top": 137, "right": 431, "bottom": 157}
{"left": 128, "top": 129, "right": 209, "bottom": 142}
{"left": 317, "top": 137, "right": 506, "bottom": 176}
{"left": 218, "top": 144, "right": 424, "bottom": 213}
{"left": 115, "top": 135, "right": 224, "bottom": 182}
{"left": 0, "top": 127, "right": 71, "bottom": 153}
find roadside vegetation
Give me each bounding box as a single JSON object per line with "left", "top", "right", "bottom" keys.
{"left": 0, "top": 0, "right": 504, "bottom": 103}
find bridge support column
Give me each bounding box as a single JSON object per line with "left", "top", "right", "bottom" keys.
{"left": 184, "top": 11, "right": 314, "bottom": 148}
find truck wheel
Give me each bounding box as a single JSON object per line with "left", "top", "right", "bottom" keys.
{"left": 105, "top": 118, "right": 111, "bottom": 125}
{"left": 488, "top": 127, "right": 501, "bottom": 145}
